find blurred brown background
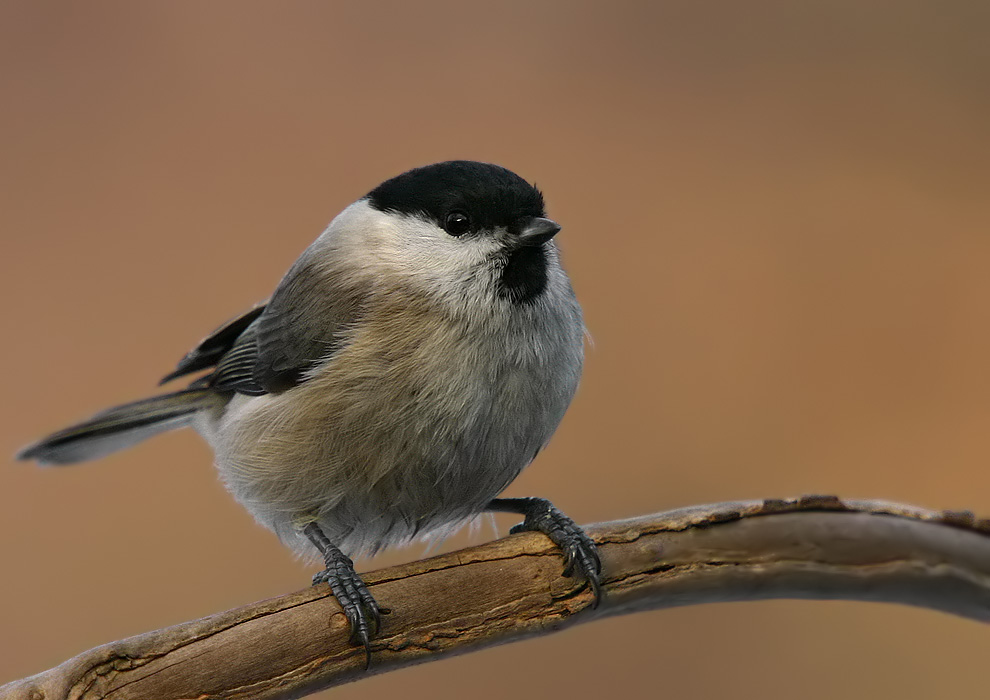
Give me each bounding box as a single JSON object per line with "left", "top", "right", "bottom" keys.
{"left": 2, "top": 1, "right": 990, "bottom": 697}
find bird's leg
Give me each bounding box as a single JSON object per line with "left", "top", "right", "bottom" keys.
{"left": 303, "top": 522, "right": 383, "bottom": 668}
{"left": 487, "top": 497, "right": 602, "bottom": 607}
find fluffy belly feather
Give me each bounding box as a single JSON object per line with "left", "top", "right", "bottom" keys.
{"left": 196, "top": 320, "right": 580, "bottom": 558}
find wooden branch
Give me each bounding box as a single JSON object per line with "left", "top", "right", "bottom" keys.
{"left": 5, "top": 495, "right": 990, "bottom": 700}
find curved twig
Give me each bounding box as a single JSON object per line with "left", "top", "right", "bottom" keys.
{"left": 4, "top": 495, "right": 990, "bottom": 700}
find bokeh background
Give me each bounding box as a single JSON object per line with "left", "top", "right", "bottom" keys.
{"left": 2, "top": 1, "right": 990, "bottom": 697}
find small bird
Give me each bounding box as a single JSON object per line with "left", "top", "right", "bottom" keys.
{"left": 18, "top": 160, "right": 600, "bottom": 664}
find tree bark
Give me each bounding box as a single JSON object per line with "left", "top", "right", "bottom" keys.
{"left": 5, "top": 495, "right": 990, "bottom": 700}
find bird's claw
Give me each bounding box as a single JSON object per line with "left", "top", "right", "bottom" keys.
{"left": 312, "top": 553, "right": 383, "bottom": 669}
{"left": 510, "top": 499, "right": 603, "bottom": 607}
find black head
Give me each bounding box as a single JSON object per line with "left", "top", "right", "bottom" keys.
{"left": 366, "top": 161, "right": 547, "bottom": 237}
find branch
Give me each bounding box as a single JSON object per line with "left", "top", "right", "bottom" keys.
{"left": 5, "top": 495, "right": 990, "bottom": 700}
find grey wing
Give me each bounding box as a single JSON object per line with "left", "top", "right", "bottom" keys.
{"left": 161, "top": 254, "right": 358, "bottom": 396}
{"left": 160, "top": 302, "right": 268, "bottom": 385}
{"left": 248, "top": 256, "right": 361, "bottom": 392}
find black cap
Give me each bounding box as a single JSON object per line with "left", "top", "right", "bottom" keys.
{"left": 366, "top": 161, "right": 546, "bottom": 236}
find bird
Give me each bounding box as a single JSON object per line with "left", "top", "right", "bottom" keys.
{"left": 17, "top": 160, "right": 601, "bottom": 666}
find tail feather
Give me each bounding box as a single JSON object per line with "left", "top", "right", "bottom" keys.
{"left": 17, "top": 389, "right": 214, "bottom": 465}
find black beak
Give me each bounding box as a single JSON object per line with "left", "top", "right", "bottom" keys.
{"left": 515, "top": 217, "right": 561, "bottom": 246}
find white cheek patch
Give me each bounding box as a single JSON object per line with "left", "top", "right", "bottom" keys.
{"left": 321, "top": 200, "right": 504, "bottom": 299}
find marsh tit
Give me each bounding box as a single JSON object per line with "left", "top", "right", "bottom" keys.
{"left": 18, "top": 161, "right": 600, "bottom": 664}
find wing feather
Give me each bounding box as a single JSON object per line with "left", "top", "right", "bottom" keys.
{"left": 160, "top": 302, "right": 267, "bottom": 385}
{"left": 249, "top": 254, "right": 359, "bottom": 392}
{"left": 160, "top": 242, "right": 361, "bottom": 396}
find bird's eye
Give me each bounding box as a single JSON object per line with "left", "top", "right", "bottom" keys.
{"left": 444, "top": 211, "right": 471, "bottom": 236}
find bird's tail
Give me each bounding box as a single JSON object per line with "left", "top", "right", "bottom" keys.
{"left": 16, "top": 389, "right": 215, "bottom": 465}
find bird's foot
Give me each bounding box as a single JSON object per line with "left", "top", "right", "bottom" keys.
{"left": 495, "top": 497, "right": 603, "bottom": 607}
{"left": 304, "top": 525, "right": 383, "bottom": 669}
